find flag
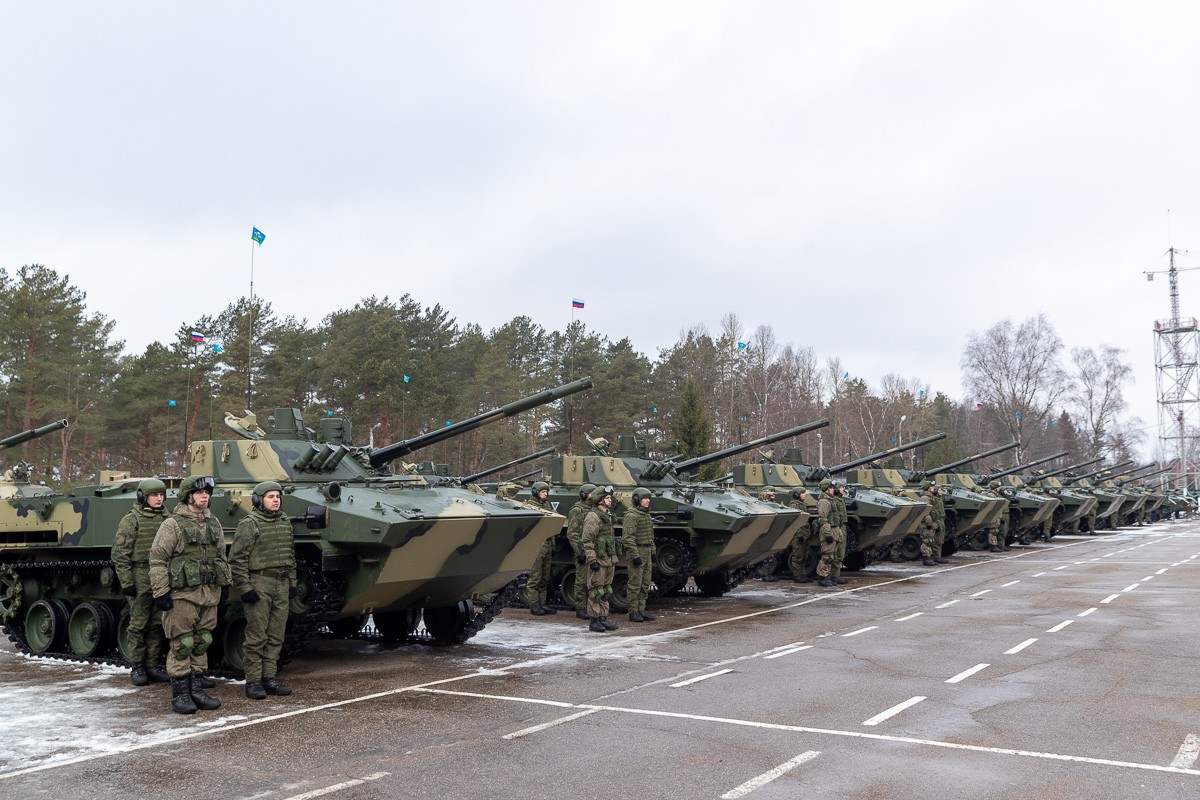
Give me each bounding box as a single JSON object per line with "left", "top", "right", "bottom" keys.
{"left": 191, "top": 332, "right": 206, "bottom": 342}
{"left": 168, "top": 400, "right": 177, "bottom": 407}
{"left": 403, "top": 375, "right": 410, "bottom": 383}
{"left": 975, "top": 402, "right": 985, "bottom": 410}
{"left": 571, "top": 298, "right": 585, "bottom": 309}
{"left": 251, "top": 227, "right": 265, "bottom": 245}
{"left": 737, "top": 341, "right": 747, "bottom": 351}
{"left": 212, "top": 343, "right": 224, "bottom": 355}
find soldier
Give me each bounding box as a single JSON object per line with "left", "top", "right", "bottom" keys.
{"left": 111, "top": 478, "right": 172, "bottom": 687}
{"left": 149, "top": 475, "right": 230, "bottom": 715}
{"left": 623, "top": 487, "right": 656, "bottom": 623}
{"left": 786, "top": 488, "right": 818, "bottom": 583}
{"left": 758, "top": 487, "right": 778, "bottom": 503}
{"left": 830, "top": 482, "right": 849, "bottom": 585}
{"left": 525, "top": 481, "right": 558, "bottom": 616}
{"left": 582, "top": 485, "right": 620, "bottom": 632}
{"left": 229, "top": 481, "right": 297, "bottom": 700}
{"left": 922, "top": 481, "right": 948, "bottom": 566}
{"left": 566, "top": 482, "right": 597, "bottom": 619}
{"left": 815, "top": 479, "right": 844, "bottom": 588}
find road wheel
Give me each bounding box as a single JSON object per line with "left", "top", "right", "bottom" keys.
{"left": 423, "top": 601, "right": 473, "bottom": 643}
{"left": 373, "top": 609, "right": 419, "bottom": 641}
{"left": 68, "top": 602, "right": 116, "bottom": 657}
{"left": 24, "top": 598, "right": 69, "bottom": 654}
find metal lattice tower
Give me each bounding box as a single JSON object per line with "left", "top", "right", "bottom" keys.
{"left": 1149, "top": 248, "right": 1200, "bottom": 489}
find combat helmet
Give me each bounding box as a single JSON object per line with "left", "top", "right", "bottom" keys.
{"left": 252, "top": 480, "right": 283, "bottom": 509}
{"left": 532, "top": 480, "right": 550, "bottom": 495}
{"left": 632, "top": 487, "right": 652, "bottom": 505}
{"left": 178, "top": 475, "right": 215, "bottom": 505}
{"left": 579, "top": 482, "right": 598, "bottom": 502}
{"left": 136, "top": 478, "right": 167, "bottom": 505}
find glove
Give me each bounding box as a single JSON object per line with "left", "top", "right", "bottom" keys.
{"left": 632, "top": 556, "right": 643, "bottom": 567}
{"left": 153, "top": 593, "right": 173, "bottom": 612}
{"left": 241, "top": 589, "right": 261, "bottom": 604}
{"left": 288, "top": 586, "right": 297, "bottom": 599}
{"left": 589, "top": 561, "right": 600, "bottom": 572}
{"left": 651, "top": 551, "right": 657, "bottom": 563}
{"left": 576, "top": 554, "right": 586, "bottom": 565}
{"left": 122, "top": 586, "right": 138, "bottom": 597}
{"left": 823, "top": 535, "right": 834, "bottom": 545}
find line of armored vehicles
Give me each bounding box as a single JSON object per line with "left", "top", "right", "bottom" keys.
{"left": 0, "top": 378, "right": 1190, "bottom": 676}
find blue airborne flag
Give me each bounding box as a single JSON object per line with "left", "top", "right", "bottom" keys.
{"left": 251, "top": 227, "right": 265, "bottom": 245}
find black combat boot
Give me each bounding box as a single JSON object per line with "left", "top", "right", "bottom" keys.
{"left": 147, "top": 664, "right": 170, "bottom": 683}
{"left": 262, "top": 677, "right": 293, "bottom": 696}
{"left": 130, "top": 664, "right": 149, "bottom": 686}
{"left": 575, "top": 608, "right": 589, "bottom": 620}
{"left": 760, "top": 574, "right": 778, "bottom": 582}
{"left": 600, "top": 618, "right": 618, "bottom": 631}
{"left": 935, "top": 557, "right": 948, "bottom": 564}
{"left": 542, "top": 605, "right": 557, "bottom": 615}
{"left": 189, "top": 675, "right": 221, "bottom": 710}
{"left": 589, "top": 618, "right": 607, "bottom": 633}
{"left": 818, "top": 578, "right": 834, "bottom": 587}
{"left": 530, "top": 604, "right": 547, "bottom": 616}
{"left": 170, "top": 676, "right": 198, "bottom": 715}
{"left": 639, "top": 611, "right": 656, "bottom": 621}
{"left": 833, "top": 577, "right": 847, "bottom": 585}
{"left": 245, "top": 681, "right": 267, "bottom": 700}
{"left": 192, "top": 672, "right": 215, "bottom": 689}
{"left": 989, "top": 546, "right": 1003, "bottom": 553}
{"left": 923, "top": 558, "right": 937, "bottom": 566}
{"left": 628, "top": 612, "right": 645, "bottom": 622}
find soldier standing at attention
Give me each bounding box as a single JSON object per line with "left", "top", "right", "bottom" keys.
{"left": 149, "top": 476, "right": 230, "bottom": 715}
{"left": 830, "top": 482, "right": 849, "bottom": 585}
{"left": 920, "top": 481, "right": 947, "bottom": 566}
{"left": 786, "top": 488, "right": 817, "bottom": 583}
{"left": 230, "top": 481, "right": 297, "bottom": 700}
{"left": 582, "top": 485, "right": 619, "bottom": 632}
{"left": 928, "top": 482, "right": 948, "bottom": 563}
{"left": 111, "top": 479, "right": 172, "bottom": 687}
{"left": 524, "top": 481, "right": 558, "bottom": 616}
{"left": 623, "top": 487, "right": 656, "bottom": 623}
{"left": 815, "top": 479, "right": 843, "bottom": 588}
{"left": 566, "top": 483, "right": 597, "bottom": 619}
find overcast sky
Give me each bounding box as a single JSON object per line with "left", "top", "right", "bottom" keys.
{"left": 3, "top": 2, "right": 1198, "bottom": 457}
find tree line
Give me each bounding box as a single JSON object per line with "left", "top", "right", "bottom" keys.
{"left": 0, "top": 264, "right": 1142, "bottom": 489}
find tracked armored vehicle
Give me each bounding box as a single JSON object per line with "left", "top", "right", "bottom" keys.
{"left": 1023, "top": 457, "right": 1103, "bottom": 537}
{"left": 970, "top": 451, "right": 1067, "bottom": 544}
{"left": 1063, "top": 460, "right": 1134, "bottom": 532}
{"left": 0, "top": 419, "right": 68, "bottom": 499}
{"left": 0, "top": 380, "right": 591, "bottom": 673}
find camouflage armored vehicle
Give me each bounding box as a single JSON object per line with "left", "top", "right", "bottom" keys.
{"left": 1023, "top": 457, "right": 1103, "bottom": 537}
{"left": 1111, "top": 465, "right": 1166, "bottom": 526}
{"left": 536, "top": 420, "right": 828, "bottom": 608}
{"left": 969, "top": 451, "right": 1067, "bottom": 545}
{"left": 1063, "top": 460, "right": 1134, "bottom": 532}
{"left": 1115, "top": 467, "right": 1172, "bottom": 524}
{"left": 0, "top": 419, "right": 68, "bottom": 499}
{"left": 0, "top": 380, "right": 591, "bottom": 672}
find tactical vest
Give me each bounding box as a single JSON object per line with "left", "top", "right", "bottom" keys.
{"left": 584, "top": 507, "right": 618, "bottom": 559}
{"left": 240, "top": 509, "right": 296, "bottom": 571}
{"left": 167, "top": 510, "right": 231, "bottom": 589}
{"left": 622, "top": 507, "right": 654, "bottom": 547}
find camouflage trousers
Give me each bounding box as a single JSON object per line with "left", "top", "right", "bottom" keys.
{"left": 525, "top": 538, "right": 555, "bottom": 607}
{"left": 161, "top": 594, "right": 219, "bottom": 679}
{"left": 242, "top": 573, "right": 290, "bottom": 682}
{"left": 933, "top": 524, "right": 946, "bottom": 557}
{"left": 815, "top": 530, "right": 844, "bottom": 578}
{"left": 920, "top": 524, "right": 937, "bottom": 558}
{"left": 586, "top": 560, "right": 616, "bottom": 619}
{"left": 787, "top": 530, "right": 815, "bottom": 576}
{"left": 1086, "top": 507, "right": 1098, "bottom": 534}
{"left": 834, "top": 527, "right": 847, "bottom": 578}
{"left": 124, "top": 568, "right": 163, "bottom": 666}
{"left": 1043, "top": 517, "right": 1054, "bottom": 540}
{"left": 625, "top": 545, "right": 653, "bottom": 614}
{"left": 569, "top": 534, "right": 587, "bottom": 610}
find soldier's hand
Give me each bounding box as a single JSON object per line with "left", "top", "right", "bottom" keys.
{"left": 651, "top": 551, "right": 657, "bottom": 563}
{"left": 589, "top": 561, "right": 601, "bottom": 572}
{"left": 241, "top": 589, "right": 261, "bottom": 604}
{"left": 153, "top": 593, "right": 173, "bottom": 612}
{"left": 122, "top": 586, "right": 138, "bottom": 597}
{"left": 631, "top": 556, "right": 643, "bottom": 567}
{"left": 288, "top": 586, "right": 298, "bottom": 600}
{"left": 823, "top": 535, "right": 834, "bottom": 545}
{"left": 576, "top": 554, "right": 585, "bottom": 565}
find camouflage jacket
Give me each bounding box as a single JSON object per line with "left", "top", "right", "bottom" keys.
{"left": 582, "top": 506, "right": 619, "bottom": 562}
{"left": 566, "top": 499, "right": 596, "bottom": 544}
{"left": 229, "top": 508, "right": 297, "bottom": 594}
{"left": 927, "top": 494, "right": 945, "bottom": 529}
{"left": 149, "top": 505, "right": 231, "bottom": 600}
{"left": 832, "top": 495, "right": 848, "bottom": 529}
{"left": 816, "top": 496, "right": 837, "bottom": 538}
{"left": 621, "top": 506, "right": 654, "bottom": 548}
{"left": 111, "top": 503, "right": 169, "bottom": 590}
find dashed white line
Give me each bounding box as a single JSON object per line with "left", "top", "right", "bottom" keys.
{"left": 946, "top": 663, "right": 990, "bottom": 684}
{"left": 1156, "top": 568, "right": 1169, "bottom": 575}
{"left": 895, "top": 612, "right": 924, "bottom": 622}
{"left": 764, "top": 645, "right": 812, "bottom": 660}
{"left": 1047, "top": 620, "right": 1074, "bottom": 633}
{"left": 1032, "top": 572, "right": 1047, "bottom": 577}
{"left": 1078, "top": 608, "right": 1098, "bottom": 617}
{"left": 1103, "top": 553, "right": 1116, "bottom": 558}
{"left": 1001, "top": 580, "right": 1020, "bottom": 587}
{"left": 502, "top": 708, "right": 601, "bottom": 739}
{"left": 1121, "top": 583, "right": 1140, "bottom": 593}
{"left": 936, "top": 599, "right": 961, "bottom": 609}
{"left": 863, "top": 696, "right": 927, "bottom": 726}
{"left": 1101, "top": 594, "right": 1120, "bottom": 604}
{"left": 283, "top": 773, "right": 390, "bottom": 800}
{"left": 671, "top": 669, "right": 734, "bottom": 688}
{"left": 1005, "top": 638, "right": 1038, "bottom": 655}
{"left": 720, "top": 751, "right": 821, "bottom": 799}
{"left": 970, "top": 589, "right": 992, "bottom": 597}
{"left": 1053, "top": 566, "right": 1069, "bottom": 571}
{"left": 1171, "top": 734, "right": 1200, "bottom": 769}
{"left": 1142, "top": 576, "right": 1155, "bottom": 581}
{"left": 843, "top": 626, "right": 878, "bottom": 638}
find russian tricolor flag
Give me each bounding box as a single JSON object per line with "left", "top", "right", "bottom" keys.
{"left": 571, "top": 298, "right": 585, "bottom": 309}
{"left": 191, "top": 332, "right": 206, "bottom": 342}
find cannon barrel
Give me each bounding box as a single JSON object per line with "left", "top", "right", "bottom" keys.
{"left": 673, "top": 418, "right": 830, "bottom": 475}
{"left": 925, "top": 440, "right": 1018, "bottom": 477}
{"left": 981, "top": 450, "right": 1069, "bottom": 481}
{"left": 0, "top": 419, "right": 68, "bottom": 450}
{"left": 827, "top": 432, "right": 947, "bottom": 474}
{"left": 1063, "top": 459, "right": 1135, "bottom": 484}
{"left": 1034, "top": 456, "right": 1104, "bottom": 481}
{"left": 369, "top": 377, "right": 593, "bottom": 468}
{"left": 460, "top": 447, "right": 557, "bottom": 485}
{"left": 1118, "top": 466, "right": 1171, "bottom": 486}
{"left": 1119, "top": 462, "right": 1162, "bottom": 478}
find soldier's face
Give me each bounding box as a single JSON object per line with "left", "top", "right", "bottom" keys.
{"left": 263, "top": 491, "right": 282, "bottom": 512}
{"left": 190, "top": 489, "right": 211, "bottom": 510}
{"left": 535, "top": 489, "right": 548, "bottom": 502}
{"left": 638, "top": 496, "right": 650, "bottom": 509}
{"left": 146, "top": 492, "right": 165, "bottom": 509}
{"left": 599, "top": 495, "right": 613, "bottom": 509}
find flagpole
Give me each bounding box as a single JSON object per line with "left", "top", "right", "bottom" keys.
{"left": 248, "top": 236, "right": 255, "bottom": 409}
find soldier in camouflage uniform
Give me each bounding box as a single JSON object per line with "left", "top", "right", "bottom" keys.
{"left": 524, "top": 481, "right": 559, "bottom": 616}
{"left": 921, "top": 482, "right": 948, "bottom": 566}
{"left": 582, "top": 485, "right": 620, "bottom": 632}
{"left": 623, "top": 487, "right": 656, "bottom": 622}
{"left": 149, "top": 476, "right": 230, "bottom": 715}
{"left": 830, "top": 483, "right": 849, "bottom": 584}
{"left": 786, "top": 488, "right": 818, "bottom": 583}
{"left": 111, "top": 478, "right": 171, "bottom": 686}
{"left": 566, "top": 483, "right": 597, "bottom": 619}
{"left": 815, "top": 480, "right": 844, "bottom": 587}
{"left": 230, "top": 480, "right": 297, "bottom": 700}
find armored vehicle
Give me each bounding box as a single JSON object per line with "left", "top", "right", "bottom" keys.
{"left": 1022, "top": 457, "right": 1103, "bottom": 537}
{"left": 0, "top": 380, "right": 591, "bottom": 673}
{"left": 969, "top": 451, "right": 1066, "bottom": 544}
{"left": 1063, "top": 460, "right": 1134, "bottom": 532}
{"left": 0, "top": 419, "right": 68, "bottom": 499}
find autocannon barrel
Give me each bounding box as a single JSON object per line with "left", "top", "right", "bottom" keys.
{"left": 672, "top": 418, "right": 830, "bottom": 475}
{"left": 925, "top": 440, "right": 1018, "bottom": 477}
{"left": 827, "top": 432, "right": 946, "bottom": 474}
{"left": 1118, "top": 466, "right": 1170, "bottom": 486}
{"left": 1063, "top": 459, "right": 1135, "bottom": 484}
{"left": 460, "top": 446, "right": 557, "bottom": 485}
{"left": 0, "top": 419, "right": 68, "bottom": 450}
{"left": 981, "top": 450, "right": 1068, "bottom": 481}
{"left": 369, "top": 377, "right": 592, "bottom": 468}
{"left": 1034, "top": 456, "right": 1104, "bottom": 481}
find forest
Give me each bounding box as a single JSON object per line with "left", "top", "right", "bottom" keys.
{"left": 0, "top": 263, "right": 1142, "bottom": 489}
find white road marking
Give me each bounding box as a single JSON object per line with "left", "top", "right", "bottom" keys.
{"left": 1142, "top": 576, "right": 1155, "bottom": 581}
{"left": 283, "top": 773, "right": 390, "bottom": 800}
{"left": 719, "top": 751, "right": 821, "bottom": 799}
{"left": 1156, "top": 568, "right": 1169, "bottom": 574}
{"left": 1103, "top": 553, "right": 1116, "bottom": 558}
{"left": 970, "top": 589, "right": 992, "bottom": 597}
{"left": 763, "top": 645, "right": 812, "bottom": 660}
{"left": 1171, "top": 734, "right": 1200, "bottom": 769}
{"left": 1053, "top": 565, "right": 1069, "bottom": 571}
{"left": 1005, "top": 638, "right": 1038, "bottom": 654}
{"left": 1001, "top": 580, "right": 1020, "bottom": 587}
{"left": 1078, "top": 608, "right": 1098, "bottom": 617}
{"left": 671, "top": 669, "right": 734, "bottom": 688}
{"left": 935, "top": 599, "right": 961, "bottom": 609}
{"left": 946, "top": 663, "right": 990, "bottom": 684}
{"left": 863, "top": 696, "right": 927, "bottom": 726}
{"left": 1032, "top": 572, "right": 1047, "bottom": 577}
{"left": 894, "top": 612, "right": 923, "bottom": 622}
{"left": 1121, "top": 583, "right": 1140, "bottom": 592}
{"left": 502, "top": 708, "right": 601, "bottom": 739}
{"left": 1047, "top": 620, "right": 1074, "bottom": 633}
{"left": 1101, "top": 594, "right": 1120, "bottom": 604}
{"left": 842, "top": 626, "right": 878, "bottom": 637}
